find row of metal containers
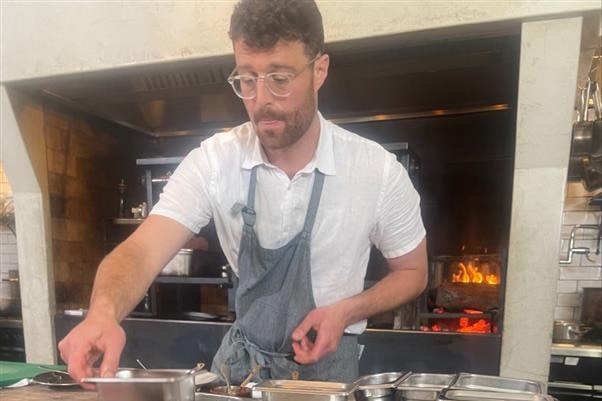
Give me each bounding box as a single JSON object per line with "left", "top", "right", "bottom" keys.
{"left": 198, "top": 372, "right": 556, "bottom": 401}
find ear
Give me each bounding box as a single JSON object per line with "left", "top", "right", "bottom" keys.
{"left": 313, "top": 54, "right": 330, "bottom": 91}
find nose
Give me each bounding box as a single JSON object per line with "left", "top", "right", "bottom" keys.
{"left": 254, "top": 77, "right": 273, "bottom": 106}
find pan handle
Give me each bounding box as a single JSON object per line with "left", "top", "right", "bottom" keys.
{"left": 592, "top": 81, "right": 602, "bottom": 119}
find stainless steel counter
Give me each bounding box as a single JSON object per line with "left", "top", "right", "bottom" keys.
{"left": 551, "top": 343, "right": 602, "bottom": 358}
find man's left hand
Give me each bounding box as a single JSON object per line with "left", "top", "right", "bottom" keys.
{"left": 291, "top": 303, "right": 349, "bottom": 364}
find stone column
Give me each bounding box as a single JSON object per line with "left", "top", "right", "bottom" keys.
{"left": 0, "top": 86, "right": 57, "bottom": 363}
{"left": 500, "top": 17, "right": 583, "bottom": 381}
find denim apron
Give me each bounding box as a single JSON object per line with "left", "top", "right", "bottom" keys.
{"left": 211, "top": 166, "right": 358, "bottom": 383}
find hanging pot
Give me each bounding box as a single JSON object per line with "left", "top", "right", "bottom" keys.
{"left": 568, "top": 80, "right": 602, "bottom": 190}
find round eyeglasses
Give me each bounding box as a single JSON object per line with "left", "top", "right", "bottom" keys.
{"left": 227, "top": 54, "right": 321, "bottom": 100}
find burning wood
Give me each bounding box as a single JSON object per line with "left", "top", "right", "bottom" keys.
{"left": 435, "top": 282, "right": 499, "bottom": 312}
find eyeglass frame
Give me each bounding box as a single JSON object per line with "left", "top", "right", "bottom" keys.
{"left": 227, "top": 53, "right": 322, "bottom": 100}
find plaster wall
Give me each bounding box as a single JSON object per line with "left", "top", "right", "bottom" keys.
{"left": 0, "top": 87, "right": 56, "bottom": 363}
{"left": 1, "top": 1, "right": 599, "bottom": 82}
{"left": 500, "top": 17, "right": 583, "bottom": 382}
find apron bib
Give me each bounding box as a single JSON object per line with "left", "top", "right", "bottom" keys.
{"left": 211, "top": 166, "right": 358, "bottom": 383}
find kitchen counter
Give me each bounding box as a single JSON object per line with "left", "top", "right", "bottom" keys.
{"left": 0, "top": 384, "right": 95, "bottom": 401}
{"left": 55, "top": 314, "right": 503, "bottom": 375}
{"left": 551, "top": 343, "right": 602, "bottom": 358}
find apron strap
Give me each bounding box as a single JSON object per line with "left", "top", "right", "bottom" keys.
{"left": 243, "top": 166, "right": 325, "bottom": 232}
{"left": 246, "top": 167, "right": 259, "bottom": 209}
{"left": 242, "top": 167, "right": 259, "bottom": 227}
{"left": 302, "top": 171, "right": 325, "bottom": 234}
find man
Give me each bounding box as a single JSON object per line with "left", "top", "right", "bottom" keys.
{"left": 59, "top": 0, "right": 427, "bottom": 384}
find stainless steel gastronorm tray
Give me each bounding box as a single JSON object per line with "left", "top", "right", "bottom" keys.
{"left": 354, "top": 371, "right": 410, "bottom": 400}
{"left": 395, "top": 373, "right": 459, "bottom": 401}
{"left": 255, "top": 379, "right": 358, "bottom": 401}
{"left": 438, "top": 389, "right": 556, "bottom": 401}
{"left": 83, "top": 368, "right": 198, "bottom": 401}
{"left": 451, "top": 374, "right": 544, "bottom": 394}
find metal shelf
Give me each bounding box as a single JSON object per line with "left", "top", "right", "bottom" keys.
{"left": 419, "top": 312, "right": 492, "bottom": 319}
{"left": 136, "top": 157, "right": 184, "bottom": 166}
{"left": 113, "top": 218, "right": 145, "bottom": 225}
{"left": 154, "top": 276, "right": 231, "bottom": 286}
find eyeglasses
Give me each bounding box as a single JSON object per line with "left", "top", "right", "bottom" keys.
{"left": 227, "top": 54, "right": 321, "bottom": 100}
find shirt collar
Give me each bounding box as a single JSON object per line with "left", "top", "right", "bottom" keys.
{"left": 241, "top": 112, "right": 336, "bottom": 176}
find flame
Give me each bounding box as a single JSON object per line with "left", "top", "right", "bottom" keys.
{"left": 485, "top": 274, "right": 499, "bottom": 284}
{"left": 451, "top": 262, "right": 499, "bottom": 285}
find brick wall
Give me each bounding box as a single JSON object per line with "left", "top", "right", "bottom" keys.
{"left": 43, "top": 102, "right": 141, "bottom": 311}
{"left": 555, "top": 182, "right": 602, "bottom": 321}
{"left": 0, "top": 163, "right": 18, "bottom": 299}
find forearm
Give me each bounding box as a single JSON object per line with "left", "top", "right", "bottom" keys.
{"left": 88, "top": 241, "right": 158, "bottom": 322}
{"left": 339, "top": 267, "right": 427, "bottom": 327}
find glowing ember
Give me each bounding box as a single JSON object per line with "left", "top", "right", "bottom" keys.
{"left": 451, "top": 262, "right": 499, "bottom": 285}
{"left": 457, "top": 318, "right": 490, "bottom": 333}
{"left": 422, "top": 308, "right": 492, "bottom": 333}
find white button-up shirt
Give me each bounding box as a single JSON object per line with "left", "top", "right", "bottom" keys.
{"left": 151, "top": 113, "right": 425, "bottom": 333}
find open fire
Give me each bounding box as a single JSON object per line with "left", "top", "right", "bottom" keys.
{"left": 451, "top": 261, "right": 499, "bottom": 285}
{"left": 420, "top": 255, "right": 502, "bottom": 334}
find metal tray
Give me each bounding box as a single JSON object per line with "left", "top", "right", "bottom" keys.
{"left": 354, "top": 371, "right": 410, "bottom": 400}
{"left": 396, "top": 373, "right": 458, "bottom": 401}
{"left": 31, "top": 371, "right": 79, "bottom": 388}
{"left": 451, "top": 374, "right": 544, "bottom": 394}
{"left": 255, "top": 379, "right": 358, "bottom": 401}
{"left": 438, "top": 389, "right": 555, "bottom": 401}
{"left": 83, "top": 368, "right": 200, "bottom": 401}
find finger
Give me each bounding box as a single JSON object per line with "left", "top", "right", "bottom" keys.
{"left": 300, "top": 336, "right": 313, "bottom": 352}
{"left": 99, "top": 336, "right": 125, "bottom": 378}
{"left": 299, "top": 329, "right": 336, "bottom": 365}
{"left": 67, "top": 344, "right": 95, "bottom": 390}
{"left": 291, "top": 312, "right": 318, "bottom": 342}
{"left": 292, "top": 336, "right": 314, "bottom": 358}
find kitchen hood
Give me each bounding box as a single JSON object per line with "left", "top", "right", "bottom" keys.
{"left": 10, "top": 35, "right": 519, "bottom": 138}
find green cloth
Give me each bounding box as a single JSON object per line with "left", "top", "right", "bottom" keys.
{"left": 0, "top": 361, "right": 67, "bottom": 387}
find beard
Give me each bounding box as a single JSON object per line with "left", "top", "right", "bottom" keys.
{"left": 251, "top": 88, "right": 316, "bottom": 151}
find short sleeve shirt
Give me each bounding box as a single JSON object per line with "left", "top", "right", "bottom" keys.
{"left": 151, "top": 113, "right": 426, "bottom": 333}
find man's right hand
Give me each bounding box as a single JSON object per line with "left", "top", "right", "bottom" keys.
{"left": 58, "top": 313, "right": 126, "bottom": 389}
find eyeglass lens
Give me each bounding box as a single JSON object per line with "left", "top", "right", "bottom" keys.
{"left": 232, "top": 74, "right": 292, "bottom": 99}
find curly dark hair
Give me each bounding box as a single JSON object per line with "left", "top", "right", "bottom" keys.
{"left": 229, "top": 0, "right": 324, "bottom": 58}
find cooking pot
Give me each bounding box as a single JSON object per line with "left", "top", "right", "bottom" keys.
{"left": 553, "top": 320, "right": 591, "bottom": 343}
{"left": 160, "top": 249, "right": 194, "bottom": 276}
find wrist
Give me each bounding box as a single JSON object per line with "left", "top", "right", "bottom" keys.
{"left": 88, "top": 296, "right": 121, "bottom": 323}
{"left": 337, "top": 297, "right": 363, "bottom": 328}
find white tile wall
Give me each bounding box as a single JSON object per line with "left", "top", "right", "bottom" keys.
{"left": 554, "top": 183, "right": 602, "bottom": 322}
